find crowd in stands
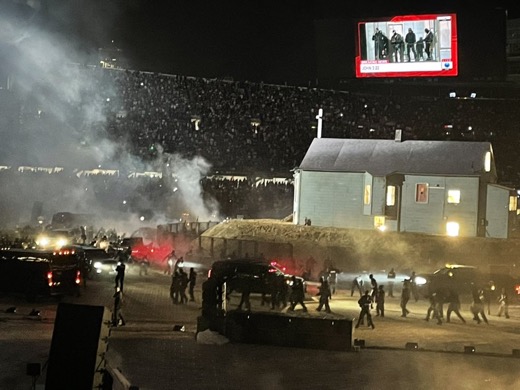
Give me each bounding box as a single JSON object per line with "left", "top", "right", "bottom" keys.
{"left": 5, "top": 66, "right": 520, "bottom": 222}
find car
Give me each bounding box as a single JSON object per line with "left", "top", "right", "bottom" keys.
{"left": 413, "top": 264, "right": 520, "bottom": 300}
{"left": 207, "top": 258, "right": 305, "bottom": 295}
{"left": 0, "top": 248, "right": 82, "bottom": 300}
{"left": 92, "top": 258, "right": 120, "bottom": 276}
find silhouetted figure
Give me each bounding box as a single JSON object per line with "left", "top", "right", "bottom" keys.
{"left": 356, "top": 290, "right": 375, "bottom": 329}
{"left": 497, "top": 287, "right": 510, "bottom": 318}
{"left": 112, "top": 287, "right": 125, "bottom": 327}
{"left": 369, "top": 274, "right": 378, "bottom": 303}
{"left": 400, "top": 279, "right": 411, "bottom": 317}
{"left": 188, "top": 268, "right": 197, "bottom": 302}
{"left": 115, "top": 261, "right": 126, "bottom": 292}
{"left": 288, "top": 275, "right": 307, "bottom": 312}
{"left": 237, "top": 281, "right": 251, "bottom": 312}
{"left": 351, "top": 275, "right": 363, "bottom": 297}
{"left": 446, "top": 290, "right": 465, "bottom": 323}
{"left": 316, "top": 277, "right": 332, "bottom": 313}
{"left": 387, "top": 268, "right": 396, "bottom": 297}
{"left": 178, "top": 268, "right": 189, "bottom": 304}
{"left": 375, "top": 285, "right": 385, "bottom": 317}
{"left": 471, "top": 286, "right": 489, "bottom": 324}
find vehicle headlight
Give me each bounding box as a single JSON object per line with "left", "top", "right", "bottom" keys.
{"left": 37, "top": 237, "right": 50, "bottom": 247}
{"left": 56, "top": 238, "right": 68, "bottom": 248}
{"left": 93, "top": 261, "right": 103, "bottom": 269}
{"left": 415, "top": 276, "right": 427, "bottom": 286}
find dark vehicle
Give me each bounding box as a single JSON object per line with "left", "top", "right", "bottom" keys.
{"left": 0, "top": 248, "right": 82, "bottom": 300}
{"left": 414, "top": 264, "right": 520, "bottom": 300}
{"left": 208, "top": 259, "right": 304, "bottom": 295}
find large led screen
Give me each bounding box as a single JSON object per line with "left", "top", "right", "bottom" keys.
{"left": 356, "top": 14, "right": 458, "bottom": 78}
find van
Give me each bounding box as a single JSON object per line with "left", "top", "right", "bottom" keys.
{"left": 0, "top": 249, "right": 82, "bottom": 300}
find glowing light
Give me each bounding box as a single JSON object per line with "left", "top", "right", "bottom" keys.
{"left": 446, "top": 222, "right": 460, "bottom": 237}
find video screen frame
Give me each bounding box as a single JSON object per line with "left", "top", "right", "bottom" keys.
{"left": 355, "top": 13, "right": 458, "bottom": 78}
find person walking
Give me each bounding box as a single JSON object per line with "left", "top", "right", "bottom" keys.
{"left": 351, "top": 275, "right": 363, "bottom": 297}
{"left": 188, "top": 267, "right": 197, "bottom": 302}
{"left": 400, "top": 279, "right": 411, "bottom": 317}
{"left": 288, "top": 275, "right": 307, "bottom": 312}
{"left": 497, "top": 287, "right": 510, "bottom": 318}
{"left": 471, "top": 286, "right": 489, "bottom": 324}
{"left": 446, "top": 289, "right": 465, "bottom": 323}
{"left": 178, "top": 268, "right": 189, "bottom": 304}
{"left": 355, "top": 290, "right": 375, "bottom": 329}
{"left": 170, "top": 269, "right": 180, "bottom": 304}
{"left": 237, "top": 280, "right": 252, "bottom": 312}
{"left": 387, "top": 268, "right": 396, "bottom": 297}
{"left": 115, "top": 261, "right": 126, "bottom": 292}
{"left": 369, "top": 274, "right": 378, "bottom": 303}
{"left": 316, "top": 277, "right": 332, "bottom": 313}
{"left": 410, "top": 271, "right": 419, "bottom": 302}
{"left": 375, "top": 285, "right": 385, "bottom": 317}
{"left": 112, "top": 287, "right": 126, "bottom": 327}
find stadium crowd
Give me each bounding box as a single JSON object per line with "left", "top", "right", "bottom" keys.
{"left": 8, "top": 66, "right": 520, "bottom": 221}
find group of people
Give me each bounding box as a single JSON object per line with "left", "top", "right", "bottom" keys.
{"left": 372, "top": 27, "right": 435, "bottom": 62}
{"left": 170, "top": 267, "right": 197, "bottom": 304}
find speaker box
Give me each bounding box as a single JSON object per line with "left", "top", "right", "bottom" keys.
{"left": 45, "top": 303, "right": 111, "bottom": 390}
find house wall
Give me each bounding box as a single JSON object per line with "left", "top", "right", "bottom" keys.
{"left": 400, "top": 176, "right": 480, "bottom": 237}
{"left": 297, "top": 171, "right": 374, "bottom": 229}
{"left": 486, "top": 185, "right": 511, "bottom": 238}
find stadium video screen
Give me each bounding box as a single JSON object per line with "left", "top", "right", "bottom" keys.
{"left": 356, "top": 14, "right": 458, "bottom": 78}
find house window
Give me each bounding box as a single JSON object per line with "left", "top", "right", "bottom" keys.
{"left": 447, "top": 189, "right": 460, "bottom": 204}
{"left": 416, "top": 183, "right": 429, "bottom": 203}
{"left": 386, "top": 186, "right": 396, "bottom": 206}
{"left": 510, "top": 196, "right": 518, "bottom": 212}
{"left": 364, "top": 184, "right": 371, "bottom": 205}
{"left": 374, "top": 216, "right": 386, "bottom": 231}
{"left": 484, "top": 151, "right": 491, "bottom": 172}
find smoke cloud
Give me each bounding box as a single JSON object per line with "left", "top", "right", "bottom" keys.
{"left": 0, "top": 1, "right": 220, "bottom": 234}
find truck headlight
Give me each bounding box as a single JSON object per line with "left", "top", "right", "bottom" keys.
{"left": 415, "top": 276, "right": 427, "bottom": 286}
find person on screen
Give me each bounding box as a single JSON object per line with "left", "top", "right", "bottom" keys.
{"left": 424, "top": 28, "right": 434, "bottom": 60}
{"left": 390, "top": 30, "right": 404, "bottom": 63}
{"left": 405, "top": 28, "right": 417, "bottom": 62}
{"left": 372, "top": 28, "right": 388, "bottom": 60}
{"left": 416, "top": 37, "right": 425, "bottom": 61}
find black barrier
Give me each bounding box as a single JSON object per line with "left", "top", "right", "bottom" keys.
{"left": 225, "top": 311, "right": 353, "bottom": 351}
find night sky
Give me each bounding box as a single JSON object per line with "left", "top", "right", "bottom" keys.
{"left": 3, "top": 0, "right": 520, "bottom": 84}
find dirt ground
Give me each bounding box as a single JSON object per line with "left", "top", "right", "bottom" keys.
{"left": 194, "top": 219, "right": 520, "bottom": 278}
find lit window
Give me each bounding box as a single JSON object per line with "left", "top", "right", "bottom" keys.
{"left": 416, "top": 183, "right": 429, "bottom": 203}
{"left": 446, "top": 222, "right": 460, "bottom": 237}
{"left": 484, "top": 151, "right": 491, "bottom": 172}
{"left": 510, "top": 196, "right": 518, "bottom": 212}
{"left": 386, "top": 186, "right": 396, "bottom": 206}
{"left": 374, "top": 216, "right": 386, "bottom": 231}
{"left": 447, "top": 190, "right": 460, "bottom": 204}
{"left": 364, "top": 185, "right": 371, "bottom": 205}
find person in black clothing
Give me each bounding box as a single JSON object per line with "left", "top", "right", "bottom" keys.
{"left": 446, "top": 289, "right": 466, "bottom": 323}
{"left": 372, "top": 27, "right": 388, "bottom": 59}
{"left": 112, "top": 287, "right": 126, "bottom": 327}
{"left": 424, "top": 28, "right": 434, "bottom": 60}
{"left": 400, "top": 279, "right": 411, "bottom": 317}
{"left": 115, "top": 261, "right": 126, "bottom": 292}
{"left": 170, "top": 270, "right": 180, "bottom": 304}
{"left": 369, "top": 274, "right": 378, "bottom": 303}
{"left": 416, "top": 37, "right": 425, "bottom": 61}
{"left": 188, "top": 268, "right": 197, "bottom": 302}
{"left": 375, "top": 285, "right": 385, "bottom": 317}
{"left": 237, "top": 280, "right": 251, "bottom": 312}
{"left": 178, "top": 268, "right": 189, "bottom": 304}
{"left": 425, "top": 291, "right": 443, "bottom": 325}
{"left": 316, "top": 277, "right": 332, "bottom": 313}
{"left": 288, "top": 275, "right": 307, "bottom": 312}
{"left": 356, "top": 290, "right": 375, "bottom": 329}
{"left": 390, "top": 30, "right": 404, "bottom": 63}
{"left": 387, "top": 268, "right": 396, "bottom": 297}
{"left": 471, "top": 286, "right": 489, "bottom": 324}
{"left": 405, "top": 28, "right": 417, "bottom": 62}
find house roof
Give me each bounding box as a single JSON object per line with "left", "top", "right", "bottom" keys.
{"left": 298, "top": 138, "right": 495, "bottom": 177}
